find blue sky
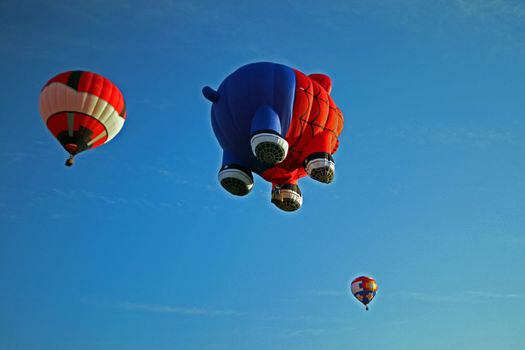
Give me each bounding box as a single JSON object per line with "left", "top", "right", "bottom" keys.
{"left": 1, "top": 0, "right": 524, "bottom": 349}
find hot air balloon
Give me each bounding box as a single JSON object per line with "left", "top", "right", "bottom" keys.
{"left": 39, "top": 71, "right": 127, "bottom": 166}
{"left": 351, "top": 276, "right": 378, "bottom": 310}
{"left": 203, "top": 62, "right": 344, "bottom": 212}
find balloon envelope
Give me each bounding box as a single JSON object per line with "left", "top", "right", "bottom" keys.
{"left": 203, "top": 62, "right": 344, "bottom": 211}
{"left": 351, "top": 276, "right": 378, "bottom": 309}
{"left": 39, "top": 71, "right": 126, "bottom": 163}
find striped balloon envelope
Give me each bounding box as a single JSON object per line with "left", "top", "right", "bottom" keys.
{"left": 39, "top": 71, "right": 126, "bottom": 166}
{"left": 350, "top": 276, "right": 378, "bottom": 310}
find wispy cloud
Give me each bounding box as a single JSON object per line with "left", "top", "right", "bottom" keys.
{"left": 133, "top": 97, "right": 176, "bottom": 111}
{"left": 278, "top": 289, "right": 348, "bottom": 304}
{"left": 114, "top": 302, "right": 243, "bottom": 317}
{"left": 398, "top": 290, "right": 522, "bottom": 303}
{"left": 52, "top": 188, "right": 115, "bottom": 204}
{"left": 289, "top": 289, "right": 347, "bottom": 297}
{"left": 381, "top": 319, "right": 413, "bottom": 327}
{"left": 0, "top": 213, "right": 19, "bottom": 222}
{"left": 288, "top": 328, "right": 325, "bottom": 337}
{"left": 51, "top": 187, "right": 177, "bottom": 209}
{"left": 353, "top": 125, "right": 516, "bottom": 147}
{"left": 0, "top": 150, "right": 31, "bottom": 162}
{"left": 452, "top": 0, "right": 525, "bottom": 49}
{"left": 150, "top": 166, "right": 190, "bottom": 185}
{"left": 0, "top": 143, "right": 36, "bottom": 162}
{"left": 455, "top": 0, "right": 525, "bottom": 20}
{"left": 0, "top": 140, "right": 57, "bottom": 162}
{"left": 463, "top": 290, "right": 522, "bottom": 299}
{"left": 400, "top": 292, "right": 459, "bottom": 303}
{"left": 414, "top": 127, "right": 514, "bottom": 146}
{"left": 286, "top": 324, "right": 363, "bottom": 338}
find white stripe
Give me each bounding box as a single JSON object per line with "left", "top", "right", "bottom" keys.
{"left": 351, "top": 282, "right": 363, "bottom": 293}
{"left": 39, "top": 83, "right": 125, "bottom": 142}
{"left": 87, "top": 130, "right": 108, "bottom": 146}
{"left": 106, "top": 115, "right": 125, "bottom": 141}
{"left": 92, "top": 99, "right": 109, "bottom": 121}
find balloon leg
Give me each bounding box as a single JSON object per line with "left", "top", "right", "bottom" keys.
{"left": 271, "top": 182, "right": 302, "bottom": 212}
{"left": 301, "top": 131, "right": 336, "bottom": 184}
{"left": 250, "top": 106, "right": 288, "bottom": 165}
{"left": 218, "top": 151, "right": 253, "bottom": 196}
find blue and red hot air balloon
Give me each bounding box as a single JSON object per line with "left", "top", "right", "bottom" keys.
{"left": 351, "top": 276, "right": 378, "bottom": 310}
{"left": 39, "top": 71, "right": 127, "bottom": 166}
{"left": 203, "top": 62, "right": 344, "bottom": 211}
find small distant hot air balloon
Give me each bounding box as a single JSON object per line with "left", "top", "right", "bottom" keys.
{"left": 39, "top": 71, "right": 127, "bottom": 166}
{"left": 351, "top": 276, "right": 378, "bottom": 310}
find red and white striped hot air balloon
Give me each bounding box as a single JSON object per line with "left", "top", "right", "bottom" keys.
{"left": 39, "top": 71, "right": 127, "bottom": 166}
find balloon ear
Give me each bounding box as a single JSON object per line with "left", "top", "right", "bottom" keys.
{"left": 309, "top": 74, "right": 332, "bottom": 94}
{"left": 202, "top": 86, "right": 219, "bottom": 103}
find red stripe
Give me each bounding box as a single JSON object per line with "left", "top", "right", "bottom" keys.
{"left": 46, "top": 113, "right": 68, "bottom": 137}
{"left": 43, "top": 71, "right": 72, "bottom": 88}
{"left": 43, "top": 71, "right": 126, "bottom": 119}
{"left": 47, "top": 112, "right": 108, "bottom": 149}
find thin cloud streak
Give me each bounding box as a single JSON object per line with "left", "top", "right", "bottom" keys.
{"left": 290, "top": 289, "right": 347, "bottom": 297}
{"left": 288, "top": 328, "right": 325, "bottom": 337}
{"left": 51, "top": 188, "right": 176, "bottom": 209}
{"left": 398, "top": 290, "right": 522, "bottom": 303}
{"left": 463, "top": 290, "right": 522, "bottom": 299}
{"left": 352, "top": 125, "right": 516, "bottom": 147}
{"left": 455, "top": 0, "right": 525, "bottom": 20}
{"left": 114, "top": 302, "right": 243, "bottom": 317}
